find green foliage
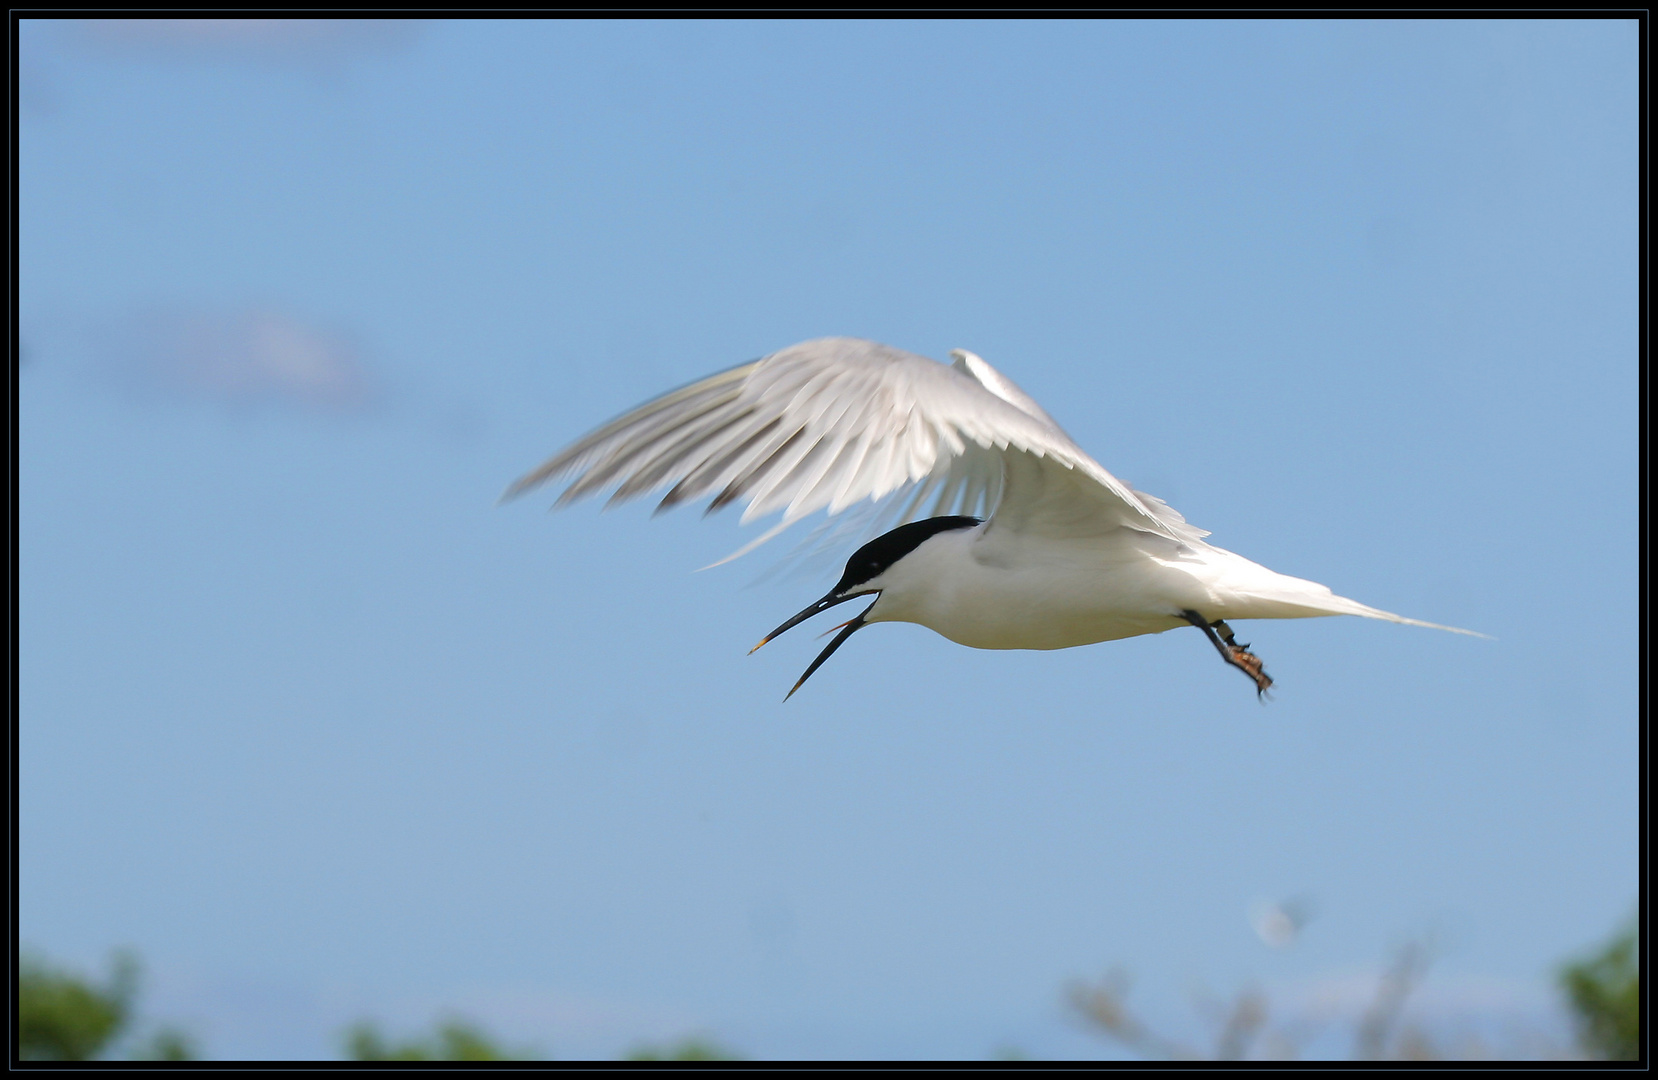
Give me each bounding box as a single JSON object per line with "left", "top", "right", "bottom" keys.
{"left": 18, "top": 950, "right": 198, "bottom": 1062}
{"left": 344, "top": 1018, "right": 532, "bottom": 1061}
{"left": 18, "top": 951, "right": 137, "bottom": 1061}
{"left": 624, "top": 1036, "right": 742, "bottom": 1061}
{"left": 138, "top": 1027, "right": 199, "bottom": 1062}
{"left": 343, "top": 1020, "right": 745, "bottom": 1062}
{"left": 1559, "top": 919, "right": 1640, "bottom": 1061}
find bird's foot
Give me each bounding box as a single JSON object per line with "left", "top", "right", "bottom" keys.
{"left": 1181, "top": 612, "right": 1274, "bottom": 699}
{"left": 1226, "top": 644, "right": 1274, "bottom": 699}
{"left": 1212, "top": 621, "right": 1273, "bottom": 699}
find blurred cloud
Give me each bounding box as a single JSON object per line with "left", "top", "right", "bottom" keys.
{"left": 18, "top": 22, "right": 63, "bottom": 116}
{"left": 1250, "top": 897, "right": 1314, "bottom": 950}
{"left": 19, "top": 57, "right": 60, "bottom": 115}
{"left": 95, "top": 308, "right": 378, "bottom": 414}
{"left": 70, "top": 19, "right": 418, "bottom": 68}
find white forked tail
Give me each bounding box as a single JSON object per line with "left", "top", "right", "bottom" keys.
{"left": 1328, "top": 597, "right": 1490, "bottom": 638}
{"left": 1219, "top": 554, "right": 1490, "bottom": 638}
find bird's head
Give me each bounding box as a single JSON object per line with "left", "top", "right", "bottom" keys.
{"left": 748, "top": 516, "right": 983, "bottom": 699}
{"left": 750, "top": 515, "right": 983, "bottom": 654}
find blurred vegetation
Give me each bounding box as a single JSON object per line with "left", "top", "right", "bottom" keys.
{"left": 22, "top": 916, "right": 1638, "bottom": 1062}
{"left": 344, "top": 1017, "right": 533, "bottom": 1061}
{"left": 1074, "top": 915, "right": 1644, "bottom": 1062}
{"left": 623, "top": 1035, "right": 743, "bottom": 1061}
{"left": 1069, "top": 941, "right": 1503, "bottom": 1061}
{"left": 1558, "top": 917, "right": 1639, "bottom": 1061}
{"left": 138, "top": 1027, "right": 199, "bottom": 1062}
{"left": 18, "top": 950, "right": 196, "bottom": 1061}
{"left": 18, "top": 951, "right": 133, "bottom": 1061}
{"left": 338, "top": 1021, "right": 745, "bottom": 1061}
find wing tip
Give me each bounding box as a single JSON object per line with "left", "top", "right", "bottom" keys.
{"left": 498, "top": 476, "right": 540, "bottom": 505}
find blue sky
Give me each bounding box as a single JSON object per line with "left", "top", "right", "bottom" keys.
{"left": 19, "top": 19, "right": 1636, "bottom": 1060}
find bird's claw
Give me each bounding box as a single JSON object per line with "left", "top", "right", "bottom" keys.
{"left": 1227, "top": 645, "right": 1274, "bottom": 698}
{"left": 1182, "top": 611, "right": 1274, "bottom": 698}
{"left": 1213, "top": 619, "right": 1273, "bottom": 697}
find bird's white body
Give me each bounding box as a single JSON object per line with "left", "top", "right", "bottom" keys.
{"left": 860, "top": 521, "right": 1417, "bottom": 651}
{"left": 508, "top": 336, "right": 1477, "bottom": 695}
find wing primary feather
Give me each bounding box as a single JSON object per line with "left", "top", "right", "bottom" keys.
{"left": 784, "top": 429, "right": 869, "bottom": 521}
{"left": 502, "top": 365, "right": 754, "bottom": 502}
{"left": 730, "top": 427, "right": 836, "bottom": 522}
{"left": 654, "top": 416, "right": 783, "bottom": 514}
{"left": 604, "top": 405, "right": 758, "bottom": 506}
{"left": 704, "top": 425, "right": 809, "bottom": 515}
{"left": 567, "top": 396, "right": 746, "bottom": 506}
{"left": 828, "top": 432, "right": 883, "bottom": 514}
{"left": 746, "top": 434, "right": 837, "bottom": 522}
{"left": 543, "top": 385, "right": 743, "bottom": 505}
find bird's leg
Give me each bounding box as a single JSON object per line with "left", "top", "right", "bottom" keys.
{"left": 1181, "top": 611, "right": 1274, "bottom": 699}
{"left": 1211, "top": 621, "right": 1273, "bottom": 699}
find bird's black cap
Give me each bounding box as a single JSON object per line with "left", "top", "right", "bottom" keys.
{"left": 751, "top": 516, "right": 984, "bottom": 698}
{"left": 833, "top": 515, "right": 982, "bottom": 594}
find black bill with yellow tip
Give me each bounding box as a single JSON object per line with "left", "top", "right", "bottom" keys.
{"left": 749, "top": 590, "right": 862, "bottom": 654}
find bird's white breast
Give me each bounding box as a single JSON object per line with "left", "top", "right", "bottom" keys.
{"left": 860, "top": 525, "right": 1210, "bottom": 649}
{"left": 858, "top": 523, "right": 1354, "bottom": 650}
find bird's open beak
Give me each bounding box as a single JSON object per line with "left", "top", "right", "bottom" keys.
{"left": 783, "top": 600, "right": 876, "bottom": 702}
{"left": 749, "top": 590, "right": 859, "bottom": 654}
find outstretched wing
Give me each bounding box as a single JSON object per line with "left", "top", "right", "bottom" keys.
{"left": 504, "top": 337, "right": 1206, "bottom": 554}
